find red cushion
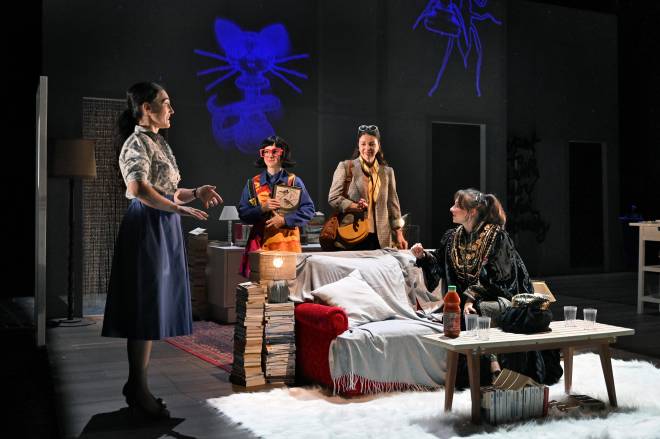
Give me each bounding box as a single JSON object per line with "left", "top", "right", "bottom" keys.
{"left": 295, "top": 303, "right": 348, "bottom": 387}
{"left": 295, "top": 303, "right": 420, "bottom": 395}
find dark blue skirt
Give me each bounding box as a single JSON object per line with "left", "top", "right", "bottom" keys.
{"left": 102, "top": 198, "right": 193, "bottom": 340}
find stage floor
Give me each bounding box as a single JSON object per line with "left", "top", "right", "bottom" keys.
{"left": 4, "top": 272, "right": 660, "bottom": 438}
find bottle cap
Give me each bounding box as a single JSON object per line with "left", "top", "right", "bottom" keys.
{"left": 448, "top": 285, "right": 457, "bottom": 292}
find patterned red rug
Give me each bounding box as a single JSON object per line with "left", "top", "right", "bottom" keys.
{"left": 165, "top": 321, "right": 234, "bottom": 372}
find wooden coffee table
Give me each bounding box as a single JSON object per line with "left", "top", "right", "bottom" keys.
{"left": 423, "top": 320, "right": 635, "bottom": 424}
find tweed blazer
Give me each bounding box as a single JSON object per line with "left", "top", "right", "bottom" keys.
{"left": 328, "top": 158, "right": 404, "bottom": 248}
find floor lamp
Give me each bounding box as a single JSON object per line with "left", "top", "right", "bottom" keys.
{"left": 51, "top": 139, "right": 97, "bottom": 326}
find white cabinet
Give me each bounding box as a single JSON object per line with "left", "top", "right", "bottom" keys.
{"left": 630, "top": 222, "right": 660, "bottom": 313}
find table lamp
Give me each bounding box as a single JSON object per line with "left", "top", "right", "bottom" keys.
{"left": 51, "top": 139, "right": 97, "bottom": 325}
{"left": 259, "top": 251, "right": 297, "bottom": 303}
{"left": 219, "top": 205, "right": 240, "bottom": 246}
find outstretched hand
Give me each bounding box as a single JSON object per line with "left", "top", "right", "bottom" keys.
{"left": 464, "top": 300, "right": 477, "bottom": 315}
{"left": 177, "top": 205, "right": 208, "bottom": 220}
{"left": 410, "top": 243, "right": 425, "bottom": 259}
{"left": 197, "top": 185, "right": 223, "bottom": 209}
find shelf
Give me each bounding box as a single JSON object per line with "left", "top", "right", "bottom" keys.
{"left": 640, "top": 294, "right": 660, "bottom": 304}
{"left": 635, "top": 225, "right": 660, "bottom": 313}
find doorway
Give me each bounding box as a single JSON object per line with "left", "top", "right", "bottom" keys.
{"left": 568, "top": 141, "right": 607, "bottom": 270}
{"left": 429, "top": 122, "right": 485, "bottom": 249}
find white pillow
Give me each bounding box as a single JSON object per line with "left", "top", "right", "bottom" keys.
{"left": 311, "top": 269, "right": 396, "bottom": 326}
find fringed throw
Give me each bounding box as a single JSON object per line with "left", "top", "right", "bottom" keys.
{"left": 332, "top": 373, "right": 438, "bottom": 396}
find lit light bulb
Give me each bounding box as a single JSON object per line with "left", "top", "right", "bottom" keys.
{"left": 273, "top": 256, "right": 284, "bottom": 268}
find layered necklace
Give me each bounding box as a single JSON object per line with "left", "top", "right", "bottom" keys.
{"left": 450, "top": 222, "right": 500, "bottom": 287}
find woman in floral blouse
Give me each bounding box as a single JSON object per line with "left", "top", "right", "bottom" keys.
{"left": 102, "top": 82, "right": 222, "bottom": 419}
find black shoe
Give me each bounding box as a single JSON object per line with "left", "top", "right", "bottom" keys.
{"left": 131, "top": 393, "right": 170, "bottom": 420}
{"left": 122, "top": 382, "right": 136, "bottom": 407}
{"left": 132, "top": 402, "right": 170, "bottom": 420}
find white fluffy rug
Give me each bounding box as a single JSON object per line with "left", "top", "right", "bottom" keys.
{"left": 208, "top": 354, "right": 660, "bottom": 438}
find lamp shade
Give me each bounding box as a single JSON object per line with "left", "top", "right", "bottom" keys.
{"left": 258, "top": 251, "right": 297, "bottom": 280}
{"left": 219, "top": 205, "right": 240, "bottom": 221}
{"left": 51, "top": 139, "right": 96, "bottom": 178}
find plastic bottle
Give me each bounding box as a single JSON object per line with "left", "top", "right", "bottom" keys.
{"left": 443, "top": 285, "right": 461, "bottom": 338}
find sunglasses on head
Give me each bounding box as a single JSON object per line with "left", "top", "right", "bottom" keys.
{"left": 358, "top": 124, "right": 379, "bottom": 133}
{"left": 259, "top": 147, "right": 284, "bottom": 158}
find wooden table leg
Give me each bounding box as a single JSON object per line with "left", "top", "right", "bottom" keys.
{"left": 599, "top": 343, "right": 618, "bottom": 407}
{"left": 444, "top": 350, "right": 458, "bottom": 411}
{"left": 466, "top": 350, "right": 481, "bottom": 424}
{"left": 562, "top": 346, "right": 573, "bottom": 394}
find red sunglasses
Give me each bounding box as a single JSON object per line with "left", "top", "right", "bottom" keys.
{"left": 259, "top": 147, "right": 284, "bottom": 158}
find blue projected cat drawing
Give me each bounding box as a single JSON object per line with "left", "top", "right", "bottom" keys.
{"left": 195, "top": 18, "right": 309, "bottom": 153}
{"left": 413, "top": 0, "right": 501, "bottom": 97}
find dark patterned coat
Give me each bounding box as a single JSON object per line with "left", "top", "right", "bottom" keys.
{"left": 416, "top": 223, "right": 563, "bottom": 386}
{"left": 416, "top": 223, "right": 533, "bottom": 309}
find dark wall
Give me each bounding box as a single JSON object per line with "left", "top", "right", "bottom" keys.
{"left": 43, "top": 0, "right": 509, "bottom": 312}
{"left": 42, "top": 0, "right": 319, "bottom": 314}
{"left": 43, "top": 0, "right": 319, "bottom": 211}
{"left": 41, "top": 0, "right": 634, "bottom": 312}
{"left": 618, "top": 1, "right": 660, "bottom": 269}
{"left": 316, "top": 0, "right": 507, "bottom": 247}
{"left": 507, "top": 1, "right": 619, "bottom": 275}
{"left": 619, "top": 1, "right": 660, "bottom": 221}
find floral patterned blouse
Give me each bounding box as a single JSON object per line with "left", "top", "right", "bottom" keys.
{"left": 118, "top": 125, "right": 181, "bottom": 199}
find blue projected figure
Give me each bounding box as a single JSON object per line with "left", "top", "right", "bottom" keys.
{"left": 413, "top": 0, "right": 501, "bottom": 97}
{"left": 195, "top": 19, "right": 309, "bottom": 153}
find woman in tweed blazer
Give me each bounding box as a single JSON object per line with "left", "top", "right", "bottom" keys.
{"left": 328, "top": 125, "right": 408, "bottom": 250}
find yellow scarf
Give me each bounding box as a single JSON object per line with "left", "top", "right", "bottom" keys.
{"left": 359, "top": 157, "right": 380, "bottom": 232}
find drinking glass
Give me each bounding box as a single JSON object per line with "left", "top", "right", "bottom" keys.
{"left": 464, "top": 314, "right": 478, "bottom": 337}
{"left": 564, "top": 306, "right": 577, "bottom": 327}
{"left": 583, "top": 308, "right": 597, "bottom": 328}
{"left": 477, "top": 316, "right": 491, "bottom": 340}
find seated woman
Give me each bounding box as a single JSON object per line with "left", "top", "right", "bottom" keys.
{"left": 411, "top": 188, "right": 533, "bottom": 382}
{"left": 238, "top": 135, "right": 315, "bottom": 277}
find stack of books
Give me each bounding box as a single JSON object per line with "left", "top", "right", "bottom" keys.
{"left": 187, "top": 229, "right": 208, "bottom": 320}
{"left": 481, "top": 369, "right": 549, "bottom": 425}
{"left": 262, "top": 301, "right": 296, "bottom": 384}
{"left": 231, "top": 282, "right": 266, "bottom": 387}
{"left": 303, "top": 211, "right": 325, "bottom": 244}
